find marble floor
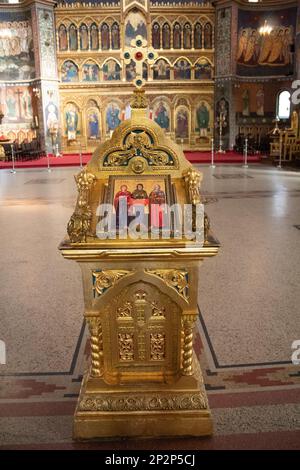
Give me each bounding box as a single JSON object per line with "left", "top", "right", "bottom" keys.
{"left": 0, "top": 164, "right": 299, "bottom": 449}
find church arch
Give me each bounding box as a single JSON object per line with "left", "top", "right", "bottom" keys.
{"left": 173, "top": 57, "right": 192, "bottom": 80}
{"left": 102, "top": 58, "right": 122, "bottom": 81}
{"left": 81, "top": 59, "right": 100, "bottom": 82}
{"left": 153, "top": 58, "right": 171, "bottom": 80}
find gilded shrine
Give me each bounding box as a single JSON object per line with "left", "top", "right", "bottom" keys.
{"left": 59, "top": 82, "right": 219, "bottom": 439}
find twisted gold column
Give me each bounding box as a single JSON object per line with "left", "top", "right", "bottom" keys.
{"left": 182, "top": 315, "right": 196, "bottom": 375}
{"left": 87, "top": 317, "right": 103, "bottom": 377}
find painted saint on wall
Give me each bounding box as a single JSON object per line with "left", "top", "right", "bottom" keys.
{"left": 194, "top": 23, "right": 202, "bottom": 49}
{"left": 87, "top": 111, "right": 100, "bottom": 139}
{"left": 21, "top": 89, "right": 32, "bottom": 119}
{"left": 103, "top": 60, "right": 121, "bottom": 81}
{"left": 58, "top": 25, "right": 68, "bottom": 51}
{"left": 83, "top": 62, "right": 99, "bottom": 81}
{"left": 126, "top": 61, "right": 147, "bottom": 81}
{"left": 242, "top": 89, "right": 250, "bottom": 116}
{"left": 101, "top": 23, "right": 110, "bottom": 50}
{"left": 61, "top": 61, "right": 78, "bottom": 82}
{"left": 173, "top": 23, "right": 181, "bottom": 49}
{"left": 256, "top": 88, "right": 264, "bottom": 116}
{"left": 174, "top": 60, "right": 191, "bottom": 80}
{"left": 69, "top": 24, "right": 78, "bottom": 51}
{"left": 176, "top": 108, "right": 189, "bottom": 139}
{"left": 65, "top": 104, "right": 79, "bottom": 140}
{"left": 204, "top": 23, "right": 213, "bottom": 49}
{"left": 154, "top": 101, "right": 170, "bottom": 131}
{"left": 111, "top": 23, "right": 120, "bottom": 50}
{"left": 153, "top": 59, "right": 170, "bottom": 80}
{"left": 80, "top": 24, "right": 89, "bottom": 51}
{"left": 196, "top": 102, "right": 210, "bottom": 138}
{"left": 106, "top": 104, "right": 121, "bottom": 132}
{"left": 125, "top": 10, "right": 147, "bottom": 46}
{"left": 5, "top": 90, "right": 17, "bottom": 120}
{"left": 162, "top": 23, "right": 171, "bottom": 49}
{"left": 90, "top": 24, "right": 99, "bottom": 50}
{"left": 195, "top": 59, "right": 212, "bottom": 79}
{"left": 152, "top": 23, "right": 160, "bottom": 49}
{"left": 183, "top": 23, "right": 192, "bottom": 49}
{"left": 3, "top": 86, "right": 34, "bottom": 123}
{"left": 46, "top": 102, "right": 59, "bottom": 132}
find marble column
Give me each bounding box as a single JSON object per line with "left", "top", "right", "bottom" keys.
{"left": 31, "top": 1, "right": 60, "bottom": 154}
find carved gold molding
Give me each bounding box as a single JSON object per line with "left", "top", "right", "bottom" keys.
{"left": 145, "top": 269, "right": 189, "bottom": 302}
{"left": 92, "top": 269, "right": 132, "bottom": 297}
{"left": 78, "top": 392, "right": 208, "bottom": 412}
{"left": 182, "top": 168, "right": 202, "bottom": 205}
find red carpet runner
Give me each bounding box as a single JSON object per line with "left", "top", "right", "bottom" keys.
{"left": 0, "top": 151, "right": 260, "bottom": 170}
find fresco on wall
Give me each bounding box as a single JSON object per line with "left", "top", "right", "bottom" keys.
{"left": 61, "top": 61, "right": 79, "bottom": 82}
{"left": 80, "top": 24, "right": 89, "bottom": 50}
{"left": 106, "top": 103, "right": 121, "bottom": 132}
{"left": 83, "top": 62, "right": 99, "bottom": 81}
{"left": 87, "top": 109, "right": 100, "bottom": 139}
{"left": 111, "top": 23, "right": 120, "bottom": 50}
{"left": 194, "top": 23, "right": 202, "bottom": 49}
{"left": 125, "top": 9, "right": 147, "bottom": 46}
{"left": 65, "top": 103, "right": 79, "bottom": 140}
{"left": 0, "top": 16, "right": 34, "bottom": 81}
{"left": 103, "top": 60, "right": 121, "bottom": 81}
{"left": 242, "top": 89, "right": 250, "bottom": 116}
{"left": 2, "top": 86, "right": 33, "bottom": 123}
{"left": 153, "top": 59, "right": 170, "bottom": 80}
{"left": 237, "top": 8, "right": 296, "bottom": 76}
{"left": 153, "top": 100, "right": 170, "bottom": 131}
{"left": 90, "top": 24, "right": 99, "bottom": 50}
{"left": 125, "top": 60, "right": 147, "bottom": 81}
{"left": 101, "top": 23, "right": 110, "bottom": 50}
{"left": 195, "top": 59, "right": 212, "bottom": 79}
{"left": 175, "top": 108, "right": 189, "bottom": 139}
{"left": 58, "top": 24, "right": 68, "bottom": 51}
{"left": 256, "top": 88, "right": 264, "bottom": 116}
{"left": 196, "top": 102, "right": 210, "bottom": 138}
{"left": 46, "top": 102, "right": 59, "bottom": 132}
{"left": 162, "top": 23, "right": 171, "bottom": 49}
{"left": 174, "top": 60, "right": 191, "bottom": 80}
{"left": 69, "top": 24, "right": 78, "bottom": 51}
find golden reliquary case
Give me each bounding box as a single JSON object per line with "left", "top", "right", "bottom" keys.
{"left": 59, "top": 90, "right": 219, "bottom": 440}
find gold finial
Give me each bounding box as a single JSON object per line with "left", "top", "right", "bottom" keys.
{"left": 131, "top": 89, "right": 148, "bottom": 109}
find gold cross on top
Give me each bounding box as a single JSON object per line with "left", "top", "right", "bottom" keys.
{"left": 122, "top": 36, "right": 158, "bottom": 89}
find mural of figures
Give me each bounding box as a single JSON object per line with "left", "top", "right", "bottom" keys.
{"left": 46, "top": 102, "right": 59, "bottom": 132}
{"left": 196, "top": 102, "right": 210, "bottom": 138}
{"left": 194, "top": 23, "right": 202, "bottom": 49}
{"left": 126, "top": 60, "right": 147, "bottom": 81}
{"left": 256, "top": 88, "right": 264, "bottom": 116}
{"left": 111, "top": 23, "right": 120, "bottom": 50}
{"left": 90, "top": 24, "right": 99, "bottom": 50}
{"left": 154, "top": 100, "right": 170, "bottom": 131}
{"left": 65, "top": 103, "right": 79, "bottom": 140}
{"left": 195, "top": 59, "right": 212, "bottom": 79}
{"left": 242, "top": 89, "right": 250, "bottom": 116}
{"left": 101, "top": 23, "right": 110, "bottom": 50}
{"left": 5, "top": 89, "right": 17, "bottom": 120}
{"left": 176, "top": 108, "right": 189, "bottom": 139}
{"left": 125, "top": 9, "right": 147, "bottom": 46}
{"left": 183, "top": 23, "right": 192, "bottom": 49}
{"left": 87, "top": 109, "right": 100, "bottom": 139}
{"left": 61, "top": 60, "right": 79, "bottom": 82}
{"left": 162, "top": 23, "right": 171, "bottom": 49}
{"left": 58, "top": 24, "right": 68, "bottom": 51}
{"left": 152, "top": 23, "right": 160, "bottom": 49}
{"left": 106, "top": 103, "right": 121, "bottom": 132}
{"left": 21, "top": 89, "right": 32, "bottom": 119}
{"left": 174, "top": 60, "right": 191, "bottom": 80}
{"left": 103, "top": 60, "right": 121, "bottom": 81}
{"left": 0, "top": 17, "right": 35, "bottom": 81}
{"left": 80, "top": 24, "right": 89, "bottom": 50}
{"left": 237, "top": 9, "right": 296, "bottom": 75}
{"left": 82, "top": 62, "right": 99, "bottom": 81}
{"left": 173, "top": 23, "right": 181, "bottom": 49}
{"left": 204, "top": 23, "right": 213, "bottom": 49}
{"left": 153, "top": 59, "right": 170, "bottom": 80}
{"left": 69, "top": 24, "right": 78, "bottom": 51}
